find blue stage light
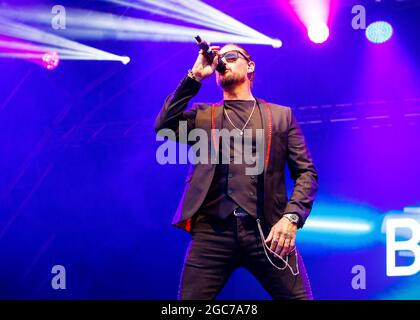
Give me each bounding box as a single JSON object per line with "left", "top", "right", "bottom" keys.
{"left": 366, "top": 21, "right": 393, "bottom": 44}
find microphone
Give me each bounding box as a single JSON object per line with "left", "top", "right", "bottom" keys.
{"left": 194, "top": 35, "right": 226, "bottom": 73}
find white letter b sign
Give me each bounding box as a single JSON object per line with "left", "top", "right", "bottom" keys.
{"left": 386, "top": 218, "right": 420, "bottom": 276}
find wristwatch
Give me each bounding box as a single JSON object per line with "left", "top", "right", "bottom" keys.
{"left": 283, "top": 213, "right": 300, "bottom": 225}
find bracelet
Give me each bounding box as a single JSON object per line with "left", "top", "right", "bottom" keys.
{"left": 187, "top": 69, "right": 200, "bottom": 82}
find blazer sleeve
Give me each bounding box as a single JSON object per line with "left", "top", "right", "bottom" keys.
{"left": 154, "top": 75, "right": 201, "bottom": 143}
{"left": 284, "top": 108, "right": 319, "bottom": 228}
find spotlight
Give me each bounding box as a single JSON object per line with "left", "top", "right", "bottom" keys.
{"left": 0, "top": 17, "right": 130, "bottom": 65}
{"left": 307, "top": 22, "right": 329, "bottom": 44}
{"left": 366, "top": 21, "right": 393, "bottom": 44}
{"left": 0, "top": 5, "right": 281, "bottom": 48}
{"left": 42, "top": 50, "right": 59, "bottom": 70}
{"left": 271, "top": 39, "right": 282, "bottom": 48}
{"left": 288, "top": 0, "right": 331, "bottom": 44}
{"left": 121, "top": 56, "right": 130, "bottom": 65}
{"left": 305, "top": 219, "right": 373, "bottom": 233}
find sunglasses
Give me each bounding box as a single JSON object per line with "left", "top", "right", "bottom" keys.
{"left": 219, "top": 50, "right": 251, "bottom": 63}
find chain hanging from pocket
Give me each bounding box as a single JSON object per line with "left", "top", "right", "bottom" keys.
{"left": 256, "top": 219, "right": 300, "bottom": 276}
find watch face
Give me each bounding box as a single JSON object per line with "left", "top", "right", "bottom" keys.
{"left": 286, "top": 214, "right": 299, "bottom": 223}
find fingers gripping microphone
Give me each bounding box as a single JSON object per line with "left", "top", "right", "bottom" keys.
{"left": 194, "top": 35, "right": 226, "bottom": 73}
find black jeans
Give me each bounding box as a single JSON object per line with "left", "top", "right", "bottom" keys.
{"left": 178, "top": 213, "right": 313, "bottom": 300}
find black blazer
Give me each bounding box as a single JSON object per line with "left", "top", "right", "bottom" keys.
{"left": 155, "top": 76, "right": 318, "bottom": 231}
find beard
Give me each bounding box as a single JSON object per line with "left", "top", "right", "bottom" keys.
{"left": 217, "top": 72, "right": 247, "bottom": 89}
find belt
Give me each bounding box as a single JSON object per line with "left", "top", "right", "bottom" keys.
{"left": 233, "top": 207, "right": 248, "bottom": 218}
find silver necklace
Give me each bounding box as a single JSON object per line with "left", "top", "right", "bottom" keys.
{"left": 223, "top": 99, "right": 256, "bottom": 136}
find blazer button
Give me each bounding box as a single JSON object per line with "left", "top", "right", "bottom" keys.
{"left": 228, "top": 173, "right": 233, "bottom": 179}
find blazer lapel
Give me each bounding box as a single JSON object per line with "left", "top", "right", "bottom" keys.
{"left": 210, "top": 101, "right": 224, "bottom": 162}
{"left": 256, "top": 98, "right": 272, "bottom": 173}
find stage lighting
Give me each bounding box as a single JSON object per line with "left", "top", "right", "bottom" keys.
{"left": 287, "top": 0, "right": 331, "bottom": 44}
{"left": 102, "top": 0, "right": 279, "bottom": 46}
{"left": 305, "top": 219, "right": 372, "bottom": 233}
{"left": 307, "top": 22, "right": 330, "bottom": 44}
{"left": 121, "top": 56, "right": 130, "bottom": 65}
{"left": 0, "top": 17, "right": 131, "bottom": 65}
{"left": 366, "top": 21, "right": 393, "bottom": 44}
{"left": 271, "top": 39, "right": 282, "bottom": 48}
{"left": 1, "top": 5, "right": 281, "bottom": 48}
{"left": 42, "top": 51, "right": 60, "bottom": 70}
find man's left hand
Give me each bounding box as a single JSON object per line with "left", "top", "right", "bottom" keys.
{"left": 265, "top": 217, "right": 297, "bottom": 258}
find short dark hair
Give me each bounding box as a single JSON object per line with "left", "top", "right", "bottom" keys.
{"left": 222, "top": 43, "right": 255, "bottom": 84}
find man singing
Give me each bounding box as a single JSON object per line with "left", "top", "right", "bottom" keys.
{"left": 154, "top": 43, "right": 318, "bottom": 300}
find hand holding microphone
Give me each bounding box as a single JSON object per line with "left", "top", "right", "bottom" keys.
{"left": 190, "top": 36, "right": 226, "bottom": 82}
